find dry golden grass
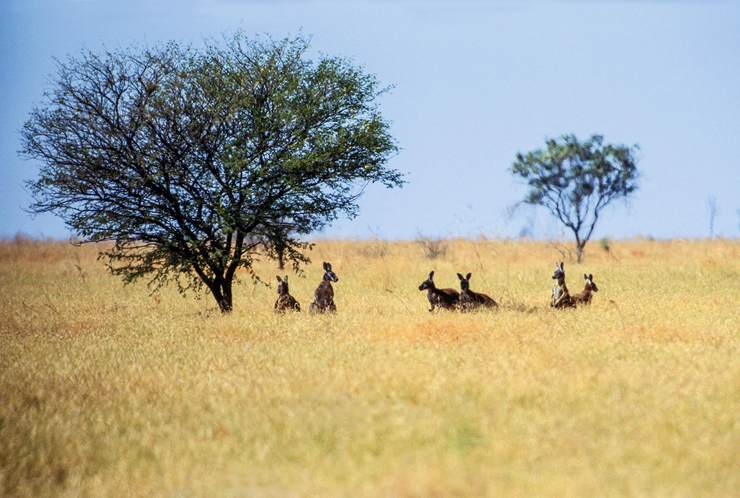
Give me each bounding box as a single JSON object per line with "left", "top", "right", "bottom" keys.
{"left": 0, "top": 238, "right": 738, "bottom": 497}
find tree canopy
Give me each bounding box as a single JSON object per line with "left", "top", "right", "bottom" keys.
{"left": 22, "top": 34, "right": 403, "bottom": 312}
{"left": 511, "top": 134, "right": 639, "bottom": 261}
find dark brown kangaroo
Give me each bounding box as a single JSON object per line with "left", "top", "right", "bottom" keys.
{"left": 573, "top": 273, "right": 599, "bottom": 305}
{"left": 457, "top": 272, "right": 497, "bottom": 311}
{"left": 418, "top": 271, "right": 460, "bottom": 312}
{"left": 274, "top": 275, "right": 300, "bottom": 313}
{"left": 309, "top": 262, "right": 338, "bottom": 313}
{"left": 551, "top": 261, "right": 576, "bottom": 309}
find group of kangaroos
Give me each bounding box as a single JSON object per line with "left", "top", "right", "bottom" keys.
{"left": 274, "top": 261, "right": 598, "bottom": 313}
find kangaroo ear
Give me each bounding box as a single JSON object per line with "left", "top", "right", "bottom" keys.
{"left": 323, "top": 262, "right": 330, "bottom": 271}
{"left": 584, "top": 273, "right": 588, "bottom": 280}
{"left": 429, "top": 271, "right": 434, "bottom": 279}
{"left": 466, "top": 272, "right": 472, "bottom": 280}
{"left": 284, "top": 275, "right": 289, "bottom": 282}
{"left": 457, "top": 273, "right": 464, "bottom": 281}
{"left": 276, "top": 275, "right": 282, "bottom": 283}
{"left": 589, "top": 273, "right": 593, "bottom": 280}
{"left": 559, "top": 262, "right": 564, "bottom": 270}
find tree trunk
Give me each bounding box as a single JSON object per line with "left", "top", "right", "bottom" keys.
{"left": 571, "top": 230, "right": 586, "bottom": 263}
{"left": 575, "top": 241, "right": 585, "bottom": 263}
{"left": 209, "top": 277, "right": 234, "bottom": 313}
{"left": 221, "top": 277, "right": 233, "bottom": 312}
{"left": 276, "top": 243, "right": 285, "bottom": 270}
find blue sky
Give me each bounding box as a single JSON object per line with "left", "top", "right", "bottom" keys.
{"left": 1, "top": 0, "right": 738, "bottom": 240}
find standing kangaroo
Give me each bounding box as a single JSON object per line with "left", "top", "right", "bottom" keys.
{"left": 457, "top": 272, "right": 498, "bottom": 311}
{"left": 274, "top": 275, "right": 300, "bottom": 313}
{"left": 309, "top": 262, "right": 339, "bottom": 313}
{"left": 418, "top": 271, "right": 460, "bottom": 312}
{"left": 573, "top": 273, "right": 599, "bottom": 305}
{"left": 551, "top": 262, "right": 576, "bottom": 309}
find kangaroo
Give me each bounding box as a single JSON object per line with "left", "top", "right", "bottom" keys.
{"left": 274, "top": 275, "right": 300, "bottom": 313}
{"left": 309, "top": 262, "right": 339, "bottom": 313}
{"left": 551, "top": 261, "right": 576, "bottom": 309}
{"left": 418, "top": 271, "right": 460, "bottom": 312}
{"left": 457, "top": 272, "right": 498, "bottom": 311}
{"left": 573, "top": 273, "right": 599, "bottom": 305}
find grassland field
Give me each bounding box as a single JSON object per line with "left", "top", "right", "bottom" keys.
{"left": 0, "top": 238, "right": 738, "bottom": 497}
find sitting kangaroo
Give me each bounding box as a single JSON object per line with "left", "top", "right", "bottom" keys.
{"left": 274, "top": 275, "right": 300, "bottom": 313}
{"left": 573, "top": 273, "right": 599, "bottom": 305}
{"left": 457, "top": 272, "right": 498, "bottom": 311}
{"left": 309, "top": 262, "right": 339, "bottom": 313}
{"left": 418, "top": 271, "right": 460, "bottom": 312}
{"left": 551, "top": 261, "right": 576, "bottom": 309}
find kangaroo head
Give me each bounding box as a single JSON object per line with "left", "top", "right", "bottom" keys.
{"left": 457, "top": 272, "right": 472, "bottom": 291}
{"left": 552, "top": 261, "right": 565, "bottom": 283}
{"left": 584, "top": 273, "right": 598, "bottom": 292}
{"left": 276, "top": 275, "right": 289, "bottom": 295}
{"left": 322, "top": 262, "right": 339, "bottom": 282}
{"left": 419, "top": 271, "right": 436, "bottom": 291}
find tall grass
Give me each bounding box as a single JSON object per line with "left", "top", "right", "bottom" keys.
{"left": 0, "top": 239, "right": 738, "bottom": 497}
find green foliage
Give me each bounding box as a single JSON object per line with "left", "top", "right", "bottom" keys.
{"left": 511, "top": 134, "right": 638, "bottom": 261}
{"left": 21, "top": 33, "right": 403, "bottom": 311}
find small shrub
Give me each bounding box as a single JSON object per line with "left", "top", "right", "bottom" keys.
{"left": 416, "top": 237, "right": 448, "bottom": 259}
{"left": 358, "top": 239, "right": 389, "bottom": 259}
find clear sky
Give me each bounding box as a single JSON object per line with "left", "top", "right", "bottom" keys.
{"left": 1, "top": 0, "right": 738, "bottom": 240}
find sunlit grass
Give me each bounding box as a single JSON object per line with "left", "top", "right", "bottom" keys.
{"left": 1, "top": 238, "right": 738, "bottom": 497}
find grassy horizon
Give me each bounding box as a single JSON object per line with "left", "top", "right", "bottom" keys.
{"left": 1, "top": 238, "right": 738, "bottom": 497}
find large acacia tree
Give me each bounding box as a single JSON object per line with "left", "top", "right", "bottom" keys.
{"left": 511, "top": 134, "right": 639, "bottom": 262}
{"left": 22, "top": 34, "right": 403, "bottom": 312}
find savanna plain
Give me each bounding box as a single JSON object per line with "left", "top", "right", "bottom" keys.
{"left": 0, "top": 238, "right": 738, "bottom": 497}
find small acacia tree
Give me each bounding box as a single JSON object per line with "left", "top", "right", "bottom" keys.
{"left": 22, "top": 34, "right": 403, "bottom": 312}
{"left": 511, "top": 134, "right": 639, "bottom": 262}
